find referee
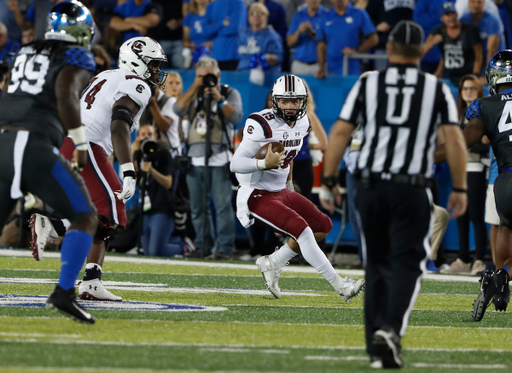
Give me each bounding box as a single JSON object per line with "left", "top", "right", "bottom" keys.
{"left": 321, "top": 21, "right": 468, "bottom": 369}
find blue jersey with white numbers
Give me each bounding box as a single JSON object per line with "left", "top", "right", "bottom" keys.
{"left": 0, "top": 41, "right": 95, "bottom": 148}
{"left": 466, "top": 88, "right": 512, "bottom": 171}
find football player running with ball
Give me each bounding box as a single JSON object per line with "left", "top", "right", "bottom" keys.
{"left": 230, "top": 74, "right": 364, "bottom": 301}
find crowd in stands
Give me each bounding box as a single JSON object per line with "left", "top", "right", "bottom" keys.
{"left": 1, "top": 0, "right": 511, "bottom": 270}
{"left": 1, "top": 0, "right": 511, "bottom": 82}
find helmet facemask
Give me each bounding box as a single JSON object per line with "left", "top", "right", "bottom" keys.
{"left": 272, "top": 94, "right": 307, "bottom": 123}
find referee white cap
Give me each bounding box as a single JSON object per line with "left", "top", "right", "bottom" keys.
{"left": 388, "top": 20, "right": 424, "bottom": 46}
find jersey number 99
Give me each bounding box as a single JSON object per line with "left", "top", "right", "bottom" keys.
{"left": 8, "top": 54, "right": 50, "bottom": 95}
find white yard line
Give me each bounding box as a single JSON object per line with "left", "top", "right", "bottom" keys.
{"left": 0, "top": 250, "right": 479, "bottom": 283}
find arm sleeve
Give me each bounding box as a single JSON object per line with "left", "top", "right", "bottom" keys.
{"left": 287, "top": 14, "right": 300, "bottom": 36}
{"left": 173, "top": 101, "right": 189, "bottom": 117}
{"left": 339, "top": 78, "right": 363, "bottom": 125}
{"left": 224, "top": 88, "right": 244, "bottom": 125}
{"left": 466, "top": 99, "right": 482, "bottom": 121}
{"left": 431, "top": 25, "right": 442, "bottom": 36}
{"left": 487, "top": 14, "right": 502, "bottom": 36}
{"left": 361, "top": 10, "right": 376, "bottom": 36}
{"left": 63, "top": 48, "right": 96, "bottom": 76}
{"left": 230, "top": 119, "right": 266, "bottom": 173}
{"left": 24, "top": 1, "right": 35, "bottom": 23}
{"left": 113, "top": 4, "right": 126, "bottom": 19}
{"left": 113, "top": 78, "right": 152, "bottom": 109}
{"left": 315, "top": 21, "right": 326, "bottom": 42}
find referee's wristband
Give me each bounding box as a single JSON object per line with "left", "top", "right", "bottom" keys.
{"left": 452, "top": 187, "right": 467, "bottom": 193}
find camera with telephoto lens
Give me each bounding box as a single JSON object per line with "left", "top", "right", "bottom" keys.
{"left": 141, "top": 138, "right": 158, "bottom": 161}
{"left": 202, "top": 73, "right": 217, "bottom": 88}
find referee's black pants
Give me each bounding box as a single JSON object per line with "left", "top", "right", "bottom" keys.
{"left": 355, "top": 180, "right": 433, "bottom": 355}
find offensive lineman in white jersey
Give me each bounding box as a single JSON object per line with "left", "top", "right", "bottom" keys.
{"left": 230, "top": 74, "right": 365, "bottom": 301}
{"left": 59, "top": 37, "right": 167, "bottom": 301}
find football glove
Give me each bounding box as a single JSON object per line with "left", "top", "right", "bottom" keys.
{"left": 115, "top": 162, "right": 136, "bottom": 203}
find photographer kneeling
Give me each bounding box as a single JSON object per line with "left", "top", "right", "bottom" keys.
{"left": 133, "top": 125, "right": 192, "bottom": 257}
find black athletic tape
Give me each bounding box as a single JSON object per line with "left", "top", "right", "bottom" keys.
{"left": 111, "top": 105, "right": 134, "bottom": 127}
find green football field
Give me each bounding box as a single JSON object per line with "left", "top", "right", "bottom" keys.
{"left": 0, "top": 250, "right": 510, "bottom": 373}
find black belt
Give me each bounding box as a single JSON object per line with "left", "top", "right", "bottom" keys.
{"left": 355, "top": 171, "right": 432, "bottom": 188}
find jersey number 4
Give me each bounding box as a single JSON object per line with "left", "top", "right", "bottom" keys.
{"left": 498, "top": 101, "right": 512, "bottom": 141}
{"left": 8, "top": 54, "right": 50, "bottom": 95}
{"left": 83, "top": 77, "right": 107, "bottom": 109}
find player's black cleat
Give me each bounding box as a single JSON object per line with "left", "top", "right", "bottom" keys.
{"left": 493, "top": 281, "right": 510, "bottom": 311}
{"left": 372, "top": 325, "right": 402, "bottom": 369}
{"left": 46, "top": 285, "right": 95, "bottom": 324}
{"left": 472, "top": 270, "right": 503, "bottom": 321}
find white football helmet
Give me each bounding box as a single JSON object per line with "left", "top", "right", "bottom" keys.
{"left": 271, "top": 74, "right": 308, "bottom": 123}
{"left": 118, "top": 37, "right": 167, "bottom": 86}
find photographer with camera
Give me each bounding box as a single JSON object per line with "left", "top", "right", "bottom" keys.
{"left": 174, "top": 56, "right": 243, "bottom": 260}
{"left": 133, "top": 125, "right": 192, "bottom": 257}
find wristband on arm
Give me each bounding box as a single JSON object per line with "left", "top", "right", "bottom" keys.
{"left": 120, "top": 162, "right": 136, "bottom": 178}
{"left": 68, "top": 126, "right": 88, "bottom": 151}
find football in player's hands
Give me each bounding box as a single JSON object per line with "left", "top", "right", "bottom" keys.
{"left": 255, "top": 142, "right": 285, "bottom": 159}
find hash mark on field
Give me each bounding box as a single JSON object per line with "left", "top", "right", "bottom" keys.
{"left": 305, "top": 356, "right": 367, "bottom": 361}
{"left": 0, "top": 332, "right": 81, "bottom": 338}
{"left": 201, "top": 348, "right": 290, "bottom": 354}
{"left": 412, "top": 363, "right": 507, "bottom": 369}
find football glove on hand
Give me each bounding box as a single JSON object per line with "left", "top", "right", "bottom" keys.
{"left": 115, "top": 163, "right": 136, "bottom": 203}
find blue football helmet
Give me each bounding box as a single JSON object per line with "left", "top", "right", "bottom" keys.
{"left": 44, "top": 0, "right": 94, "bottom": 49}
{"left": 486, "top": 50, "right": 512, "bottom": 95}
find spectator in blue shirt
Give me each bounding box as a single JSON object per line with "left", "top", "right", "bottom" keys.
{"left": 414, "top": 0, "right": 447, "bottom": 73}
{"left": 110, "top": 0, "right": 163, "bottom": 43}
{"left": 202, "top": 0, "right": 247, "bottom": 71}
{"left": 237, "top": 3, "right": 283, "bottom": 73}
{"left": 287, "top": 0, "right": 328, "bottom": 75}
{"left": 257, "top": 0, "right": 289, "bottom": 71}
{"left": 460, "top": 0, "right": 505, "bottom": 71}
{"left": 3, "top": 0, "right": 26, "bottom": 42}
{"left": 315, "top": 0, "right": 378, "bottom": 78}
{"left": 183, "top": 0, "right": 212, "bottom": 63}
{"left": 0, "top": 22, "right": 20, "bottom": 61}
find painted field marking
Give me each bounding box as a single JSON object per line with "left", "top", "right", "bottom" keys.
{"left": 0, "top": 278, "right": 327, "bottom": 297}
{"left": 0, "top": 250, "right": 479, "bottom": 282}
{"left": 201, "top": 348, "right": 290, "bottom": 354}
{"left": 0, "top": 295, "right": 228, "bottom": 312}
{"left": 0, "top": 332, "right": 81, "bottom": 338}
{"left": 412, "top": 363, "right": 507, "bottom": 369}
{"left": 305, "top": 356, "right": 367, "bottom": 361}
{"left": 306, "top": 356, "right": 508, "bottom": 369}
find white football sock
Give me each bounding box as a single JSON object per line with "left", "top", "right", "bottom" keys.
{"left": 296, "top": 227, "right": 340, "bottom": 288}
{"left": 85, "top": 263, "right": 102, "bottom": 272}
{"left": 269, "top": 242, "right": 297, "bottom": 268}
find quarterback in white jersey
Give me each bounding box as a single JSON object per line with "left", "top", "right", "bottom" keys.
{"left": 231, "top": 74, "right": 364, "bottom": 302}
{"left": 60, "top": 37, "right": 167, "bottom": 302}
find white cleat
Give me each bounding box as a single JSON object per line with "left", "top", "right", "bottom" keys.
{"left": 30, "top": 213, "right": 58, "bottom": 261}
{"left": 337, "top": 277, "right": 365, "bottom": 303}
{"left": 256, "top": 255, "right": 283, "bottom": 299}
{"left": 79, "top": 279, "right": 122, "bottom": 302}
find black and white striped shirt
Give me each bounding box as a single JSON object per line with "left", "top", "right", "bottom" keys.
{"left": 340, "top": 64, "right": 458, "bottom": 177}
